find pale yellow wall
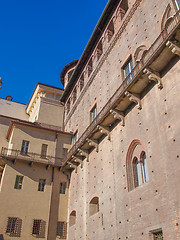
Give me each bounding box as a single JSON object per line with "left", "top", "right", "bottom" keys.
{"left": 0, "top": 118, "right": 10, "bottom": 150}
{"left": 0, "top": 98, "right": 28, "bottom": 121}
{"left": 0, "top": 161, "right": 52, "bottom": 240}
{"left": 9, "top": 125, "right": 57, "bottom": 157}
{"left": 38, "top": 98, "right": 64, "bottom": 128}
{"left": 0, "top": 124, "right": 71, "bottom": 240}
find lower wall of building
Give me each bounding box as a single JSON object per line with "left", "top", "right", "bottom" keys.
{"left": 0, "top": 161, "right": 69, "bottom": 240}
{"left": 67, "top": 59, "right": 180, "bottom": 239}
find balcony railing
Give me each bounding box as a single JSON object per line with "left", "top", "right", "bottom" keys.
{"left": 62, "top": 11, "right": 180, "bottom": 166}
{"left": 0, "top": 147, "right": 64, "bottom": 167}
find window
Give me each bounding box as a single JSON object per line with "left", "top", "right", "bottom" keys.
{"left": 14, "top": 176, "right": 23, "bottom": 190}
{"left": 149, "top": 229, "right": 163, "bottom": 240}
{"left": 90, "top": 105, "right": 97, "bottom": 123}
{"left": 69, "top": 211, "right": 76, "bottom": 227}
{"left": 21, "top": 140, "right": 29, "bottom": 155}
{"left": 133, "top": 153, "right": 149, "bottom": 187}
{"left": 122, "top": 57, "right": 134, "bottom": 82}
{"left": 89, "top": 197, "right": 99, "bottom": 216}
{"left": 41, "top": 144, "right": 48, "bottom": 158}
{"left": 38, "top": 179, "right": 46, "bottom": 192}
{"left": 73, "top": 131, "right": 78, "bottom": 144}
{"left": 56, "top": 221, "right": 67, "bottom": 238}
{"left": 133, "top": 152, "right": 149, "bottom": 187}
{"left": 32, "top": 219, "right": 46, "bottom": 237}
{"left": 126, "top": 140, "right": 149, "bottom": 191}
{"left": 60, "top": 182, "right": 67, "bottom": 194}
{"left": 6, "top": 217, "right": 22, "bottom": 237}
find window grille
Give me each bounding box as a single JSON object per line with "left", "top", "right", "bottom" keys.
{"left": 21, "top": 140, "right": 29, "bottom": 155}
{"left": 32, "top": 219, "right": 46, "bottom": 238}
{"left": 60, "top": 182, "right": 67, "bottom": 194}
{"left": 41, "top": 144, "right": 48, "bottom": 158}
{"left": 6, "top": 217, "right": 22, "bottom": 237}
{"left": 38, "top": 179, "right": 46, "bottom": 192}
{"left": 56, "top": 221, "right": 67, "bottom": 238}
{"left": 153, "top": 231, "right": 163, "bottom": 240}
{"left": 14, "top": 176, "right": 23, "bottom": 190}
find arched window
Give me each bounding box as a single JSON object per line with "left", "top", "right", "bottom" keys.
{"left": 69, "top": 210, "right": 76, "bottom": 227}
{"left": 89, "top": 197, "right": 99, "bottom": 216}
{"left": 126, "top": 140, "right": 149, "bottom": 191}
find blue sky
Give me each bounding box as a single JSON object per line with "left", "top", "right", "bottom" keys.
{"left": 0, "top": 0, "right": 108, "bottom": 104}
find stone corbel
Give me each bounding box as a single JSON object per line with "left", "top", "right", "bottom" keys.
{"left": 143, "top": 68, "right": 163, "bottom": 89}
{"left": 29, "top": 161, "right": 34, "bottom": 167}
{"left": 86, "top": 138, "right": 99, "bottom": 152}
{"left": 125, "top": 91, "right": 142, "bottom": 110}
{"left": 46, "top": 164, "right": 50, "bottom": 170}
{"left": 68, "top": 161, "right": 77, "bottom": 173}
{"left": 110, "top": 109, "right": 125, "bottom": 126}
{"left": 166, "top": 41, "right": 180, "bottom": 56}
{"left": 12, "top": 159, "right": 16, "bottom": 164}
{"left": 97, "top": 125, "right": 111, "bottom": 141}
{"left": 72, "top": 155, "right": 83, "bottom": 168}
{"left": 77, "top": 148, "right": 89, "bottom": 162}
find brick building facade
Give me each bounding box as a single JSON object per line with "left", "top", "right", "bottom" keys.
{"left": 60, "top": 0, "right": 180, "bottom": 239}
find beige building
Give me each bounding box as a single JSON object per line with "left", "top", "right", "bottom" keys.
{"left": 0, "top": 83, "right": 72, "bottom": 240}
{"left": 1, "top": 0, "right": 180, "bottom": 239}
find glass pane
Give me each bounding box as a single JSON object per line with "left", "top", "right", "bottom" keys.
{"left": 142, "top": 153, "right": 149, "bottom": 182}
{"left": 137, "top": 161, "right": 143, "bottom": 186}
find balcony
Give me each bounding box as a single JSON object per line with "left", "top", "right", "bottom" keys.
{"left": 0, "top": 147, "right": 64, "bottom": 168}
{"left": 62, "top": 11, "right": 180, "bottom": 171}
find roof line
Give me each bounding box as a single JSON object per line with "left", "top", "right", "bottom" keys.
{"left": 61, "top": 0, "right": 120, "bottom": 102}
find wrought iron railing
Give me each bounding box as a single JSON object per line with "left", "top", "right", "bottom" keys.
{"left": 0, "top": 147, "right": 64, "bottom": 166}
{"left": 63, "top": 11, "right": 180, "bottom": 164}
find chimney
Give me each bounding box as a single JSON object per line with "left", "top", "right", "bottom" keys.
{"left": 6, "top": 96, "right": 13, "bottom": 101}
